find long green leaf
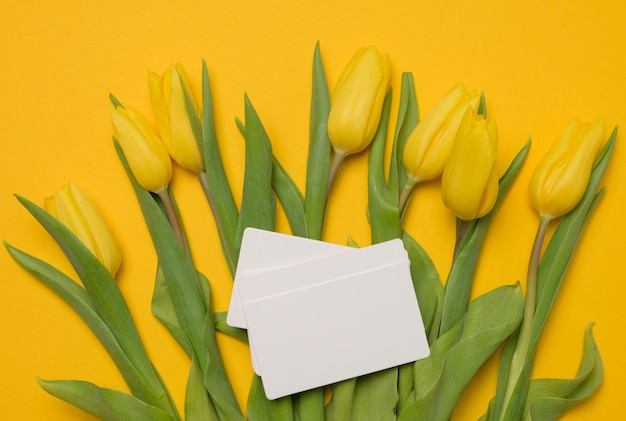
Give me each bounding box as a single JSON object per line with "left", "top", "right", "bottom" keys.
{"left": 272, "top": 156, "right": 308, "bottom": 237}
{"left": 5, "top": 243, "right": 167, "bottom": 411}
{"left": 200, "top": 60, "right": 239, "bottom": 275}
{"left": 398, "top": 284, "right": 524, "bottom": 421}
{"left": 524, "top": 324, "right": 602, "bottom": 420}
{"left": 368, "top": 90, "right": 399, "bottom": 244}
{"left": 438, "top": 140, "right": 531, "bottom": 336}
{"left": 152, "top": 265, "right": 193, "bottom": 357}
{"left": 304, "top": 41, "right": 331, "bottom": 241}
{"left": 186, "top": 358, "right": 219, "bottom": 420}
{"left": 388, "top": 72, "right": 419, "bottom": 202}
{"left": 15, "top": 196, "right": 178, "bottom": 418}
{"left": 234, "top": 94, "right": 276, "bottom": 261}
{"left": 197, "top": 271, "right": 244, "bottom": 420}
{"left": 402, "top": 232, "right": 444, "bottom": 343}
{"left": 115, "top": 141, "right": 208, "bottom": 372}
{"left": 38, "top": 379, "right": 174, "bottom": 421}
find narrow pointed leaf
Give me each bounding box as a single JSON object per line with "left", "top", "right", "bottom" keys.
{"left": 15, "top": 195, "right": 177, "bottom": 417}
{"left": 272, "top": 155, "right": 307, "bottom": 237}
{"left": 388, "top": 72, "right": 419, "bottom": 201}
{"left": 214, "top": 312, "right": 249, "bottom": 344}
{"left": 304, "top": 41, "right": 331, "bottom": 240}
{"left": 235, "top": 95, "right": 276, "bottom": 262}
{"left": 37, "top": 379, "right": 174, "bottom": 421}
{"left": 200, "top": 60, "right": 239, "bottom": 275}
{"left": 5, "top": 244, "right": 166, "bottom": 409}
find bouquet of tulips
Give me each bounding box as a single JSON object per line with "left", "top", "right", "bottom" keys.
{"left": 7, "top": 43, "right": 613, "bottom": 420}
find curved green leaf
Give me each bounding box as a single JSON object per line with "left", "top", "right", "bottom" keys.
{"left": 402, "top": 231, "right": 444, "bottom": 343}
{"left": 388, "top": 72, "right": 419, "bottom": 203}
{"left": 524, "top": 324, "right": 603, "bottom": 420}
{"left": 38, "top": 379, "right": 174, "bottom": 421}
{"left": 399, "top": 284, "right": 524, "bottom": 421}
{"left": 199, "top": 60, "right": 239, "bottom": 276}
{"left": 5, "top": 243, "right": 167, "bottom": 410}
{"left": 272, "top": 155, "right": 307, "bottom": 238}
{"left": 15, "top": 195, "right": 178, "bottom": 418}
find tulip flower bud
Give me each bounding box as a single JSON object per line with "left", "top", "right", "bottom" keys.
{"left": 149, "top": 63, "right": 204, "bottom": 173}
{"left": 327, "top": 46, "right": 391, "bottom": 155}
{"left": 529, "top": 117, "right": 605, "bottom": 219}
{"left": 441, "top": 109, "right": 499, "bottom": 221}
{"left": 403, "top": 83, "right": 481, "bottom": 183}
{"left": 44, "top": 183, "right": 122, "bottom": 276}
{"left": 111, "top": 106, "right": 173, "bottom": 193}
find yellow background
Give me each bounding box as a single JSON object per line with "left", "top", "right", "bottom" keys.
{"left": 1, "top": 0, "right": 624, "bottom": 419}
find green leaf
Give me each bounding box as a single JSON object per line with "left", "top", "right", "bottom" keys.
{"left": 234, "top": 94, "right": 276, "bottom": 262}
{"left": 402, "top": 231, "right": 444, "bottom": 344}
{"left": 185, "top": 358, "right": 218, "bottom": 420}
{"left": 247, "top": 375, "right": 294, "bottom": 421}
{"left": 199, "top": 60, "right": 240, "bottom": 276}
{"left": 398, "top": 284, "right": 524, "bottom": 421}
{"left": 214, "top": 312, "right": 249, "bottom": 344}
{"left": 304, "top": 41, "right": 331, "bottom": 241}
{"left": 196, "top": 271, "right": 244, "bottom": 420}
{"left": 388, "top": 72, "right": 419, "bottom": 202}
{"left": 272, "top": 155, "right": 308, "bottom": 237}
{"left": 115, "top": 140, "right": 210, "bottom": 384}
{"left": 15, "top": 195, "right": 178, "bottom": 418}
{"left": 5, "top": 243, "right": 169, "bottom": 411}
{"left": 524, "top": 324, "right": 602, "bottom": 420}
{"left": 438, "top": 140, "right": 531, "bottom": 336}
{"left": 325, "top": 378, "right": 356, "bottom": 421}
{"left": 37, "top": 379, "right": 174, "bottom": 421}
{"left": 368, "top": 90, "right": 400, "bottom": 244}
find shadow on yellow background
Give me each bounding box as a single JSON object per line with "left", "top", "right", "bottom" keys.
{"left": 1, "top": 1, "right": 624, "bottom": 419}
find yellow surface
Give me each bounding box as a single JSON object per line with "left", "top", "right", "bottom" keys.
{"left": 1, "top": 0, "right": 624, "bottom": 419}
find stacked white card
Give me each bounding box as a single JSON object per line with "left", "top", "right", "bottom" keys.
{"left": 227, "top": 228, "right": 430, "bottom": 399}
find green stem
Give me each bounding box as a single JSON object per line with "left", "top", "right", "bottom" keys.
{"left": 499, "top": 216, "right": 551, "bottom": 420}
{"left": 398, "top": 178, "right": 417, "bottom": 216}
{"left": 453, "top": 219, "right": 471, "bottom": 260}
{"left": 197, "top": 171, "right": 236, "bottom": 275}
{"left": 327, "top": 150, "right": 346, "bottom": 194}
{"left": 157, "top": 190, "right": 186, "bottom": 253}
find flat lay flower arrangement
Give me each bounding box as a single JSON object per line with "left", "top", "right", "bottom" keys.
{"left": 6, "top": 43, "right": 614, "bottom": 420}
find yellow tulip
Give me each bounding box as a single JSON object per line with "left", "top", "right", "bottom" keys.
{"left": 403, "top": 83, "right": 481, "bottom": 183}
{"left": 44, "top": 183, "right": 122, "bottom": 276}
{"left": 149, "top": 63, "right": 204, "bottom": 173}
{"left": 327, "top": 46, "right": 391, "bottom": 155}
{"left": 529, "top": 117, "right": 605, "bottom": 219}
{"left": 111, "top": 106, "right": 173, "bottom": 193}
{"left": 441, "top": 109, "right": 499, "bottom": 221}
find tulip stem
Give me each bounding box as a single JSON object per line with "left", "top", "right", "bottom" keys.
{"left": 327, "top": 150, "right": 346, "bottom": 194}
{"left": 157, "top": 190, "right": 187, "bottom": 253}
{"left": 398, "top": 179, "right": 417, "bottom": 216}
{"left": 498, "top": 216, "right": 551, "bottom": 420}
{"left": 452, "top": 219, "right": 471, "bottom": 260}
